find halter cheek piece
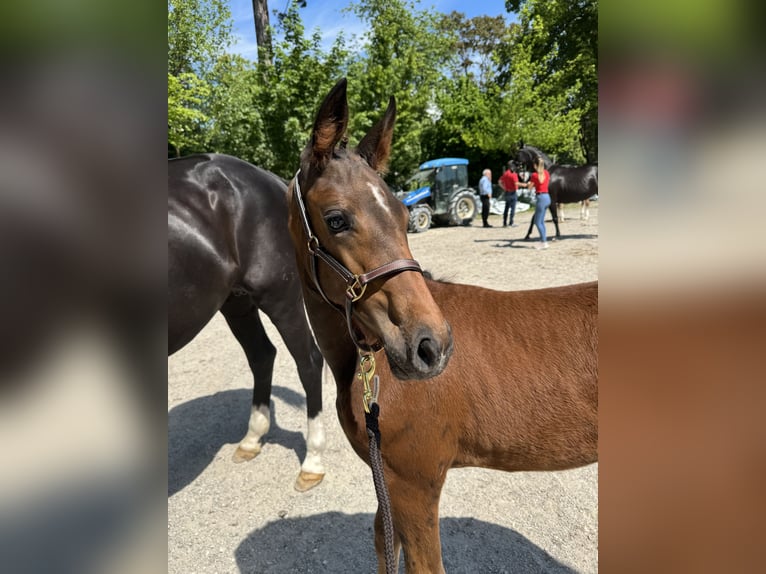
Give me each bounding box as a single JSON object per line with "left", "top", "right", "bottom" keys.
{"left": 292, "top": 169, "right": 423, "bottom": 353}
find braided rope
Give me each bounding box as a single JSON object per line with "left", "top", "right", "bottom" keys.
{"left": 365, "top": 402, "right": 397, "bottom": 574}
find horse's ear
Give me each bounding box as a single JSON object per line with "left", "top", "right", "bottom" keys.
{"left": 308, "top": 78, "right": 349, "bottom": 168}
{"left": 356, "top": 95, "right": 396, "bottom": 173}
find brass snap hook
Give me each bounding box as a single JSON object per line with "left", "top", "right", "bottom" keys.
{"left": 358, "top": 352, "right": 376, "bottom": 413}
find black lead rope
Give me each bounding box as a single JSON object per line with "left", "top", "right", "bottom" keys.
{"left": 365, "top": 402, "right": 397, "bottom": 574}
{"left": 358, "top": 354, "right": 397, "bottom": 574}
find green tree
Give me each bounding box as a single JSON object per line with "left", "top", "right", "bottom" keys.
{"left": 168, "top": 0, "right": 350, "bottom": 173}
{"left": 206, "top": 55, "right": 273, "bottom": 165}
{"left": 168, "top": 0, "right": 232, "bottom": 156}
{"left": 438, "top": 12, "right": 508, "bottom": 88}
{"left": 346, "top": 0, "right": 453, "bottom": 187}
{"left": 252, "top": 3, "right": 351, "bottom": 176}
{"left": 168, "top": 72, "right": 210, "bottom": 157}
{"left": 503, "top": 0, "right": 597, "bottom": 161}
{"left": 167, "top": 0, "right": 231, "bottom": 76}
{"left": 166, "top": 0, "right": 595, "bottom": 172}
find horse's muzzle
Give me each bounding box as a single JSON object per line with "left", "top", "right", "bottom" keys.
{"left": 386, "top": 323, "right": 454, "bottom": 380}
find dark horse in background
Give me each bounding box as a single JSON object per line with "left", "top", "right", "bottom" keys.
{"left": 515, "top": 144, "right": 598, "bottom": 240}
{"left": 168, "top": 154, "right": 326, "bottom": 491}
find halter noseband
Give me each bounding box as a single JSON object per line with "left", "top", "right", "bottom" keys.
{"left": 292, "top": 169, "right": 423, "bottom": 352}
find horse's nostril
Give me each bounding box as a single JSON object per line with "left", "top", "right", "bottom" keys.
{"left": 417, "top": 337, "right": 439, "bottom": 368}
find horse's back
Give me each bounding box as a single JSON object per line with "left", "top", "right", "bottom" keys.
{"left": 169, "top": 153, "right": 288, "bottom": 217}
{"left": 515, "top": 146, "right": 598, "bottom": 204}
{"left": 168, "top": 154, "right": 295, "bottom": 353}
{"left": 168, "top": 152, "right": 292, "bottom": 271}
{"left": 424, "top": 279, "right": 598, "bottom": 471}
{"left": 549, "top": 164, "right": 598, "bottom": 204}
{"left": 431, "top": 280, "right": 597, "bottom": 372}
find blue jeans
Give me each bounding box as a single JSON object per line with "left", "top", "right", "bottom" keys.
{"left": 503, "top": 192, "right": 517, "bottom": 226}
{"left": 533, "top": 193, "right": 551, "bottom": 242}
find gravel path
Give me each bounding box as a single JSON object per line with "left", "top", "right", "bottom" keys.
{"left": 168, "top": 206, "right": 599, "bottom": 573}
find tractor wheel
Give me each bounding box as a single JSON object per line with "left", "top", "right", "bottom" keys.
{"left": 408, "top": 205, "right": 432, "bottom": 233}
{"left": 449, "top": 190, "right": 478, "bottom": 225}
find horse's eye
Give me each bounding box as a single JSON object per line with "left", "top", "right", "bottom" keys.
{"left": 324, "top": 212, "right": 349, "bottom": 233}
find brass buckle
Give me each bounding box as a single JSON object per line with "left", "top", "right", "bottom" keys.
{"left": 307, "top": 235, "right": 319, "bottom": 255}
{"left": 358, "top": 352, "right": 377, "bottom": 413}
{"left": 346, "top": 276, "right": 367, "bottom": 302}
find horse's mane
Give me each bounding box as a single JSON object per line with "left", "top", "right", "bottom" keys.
{"left": 518, "top": 145, "right": 553, "bottom": 169}
{"left": 423, "top": 270, "right": 459, "bottom": 285}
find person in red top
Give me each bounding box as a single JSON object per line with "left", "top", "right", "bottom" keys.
{"left": 498, "top": 161, "right": 519, "bottom": 227}
{"left": 527, "top": 156, "right": 551, "bottom": 249}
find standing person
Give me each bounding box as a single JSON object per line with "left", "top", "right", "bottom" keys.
{"left": 498, "top": 161, "right": 519, "bottom": 227}
{"left": 528, "top": 156, "right": 551, "bottom": 249}
{"left": 478, "top": 168, "right": 493, "bottom": 227}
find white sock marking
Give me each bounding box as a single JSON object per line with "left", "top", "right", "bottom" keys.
{"left": 301, "top": 414, "right": 326, "bottom": 475}
{"left": 238, "top": 404, "right": 270, "bottom": 452}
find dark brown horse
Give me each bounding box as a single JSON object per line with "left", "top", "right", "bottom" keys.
{"left": 287, "top": 79, "right": 598, "bottom": 572}
{"left": 516, "top": 145, "right": 599, "bottom": 239}
{"left": 169, "top": 154, "right": 326, "bottom": 491}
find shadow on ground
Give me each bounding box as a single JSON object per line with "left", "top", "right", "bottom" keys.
{"left": 235, "top": 512, "right": 576, "bottom": 574}
{"left": 168, "top": 387, "right": 306, "bottom": 497}
{"left": 472, "top": 233, "right": 597, "bottom": 249}
{"left": 235, "top": 511, "right": 577, "bottom": 573}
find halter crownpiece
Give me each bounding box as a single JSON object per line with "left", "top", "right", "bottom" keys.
{"left": 292, "top": 169, "right": 423, "bottom": 352}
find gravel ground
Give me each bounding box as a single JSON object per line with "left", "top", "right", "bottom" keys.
{"left": 168, "top": 205, "right": 599, "bottom": 574}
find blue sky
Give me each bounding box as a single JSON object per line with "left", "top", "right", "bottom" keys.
{"left": 228, "top": 0, "right": 516, "bottom": 61}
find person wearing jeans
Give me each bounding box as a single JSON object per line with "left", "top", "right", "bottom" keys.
{"left": 528, "top": 156, "right": 551, "bottom": 249}
{"left": 498, "top": 161, "right": 519, "bottom": 227}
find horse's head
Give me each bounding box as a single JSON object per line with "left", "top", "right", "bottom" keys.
{"left": 288, "top": 78, "right": 453, "bottom": 380}
{"left": 515, "top": 145, "right": 553, "bottom": 172}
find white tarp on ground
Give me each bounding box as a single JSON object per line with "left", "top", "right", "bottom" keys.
{"left": 481, "top": 196, "right": 531, "bottom": 215}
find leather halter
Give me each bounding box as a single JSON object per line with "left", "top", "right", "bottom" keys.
{"left": 292, "top": 169, "right": 423, "bottom": 353}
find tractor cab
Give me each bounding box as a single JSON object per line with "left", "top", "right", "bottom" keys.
{"left": 398, "top": 158, "right": 477, "bottom": 233}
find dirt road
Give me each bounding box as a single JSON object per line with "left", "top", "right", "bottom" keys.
{"left": 168, "top": 206, "right": 598, "bottom": 573}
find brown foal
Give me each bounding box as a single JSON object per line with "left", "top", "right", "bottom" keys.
{"left": 287, "top": 78, "right": 598, "bottom": 573}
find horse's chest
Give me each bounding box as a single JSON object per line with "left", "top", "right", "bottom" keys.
{"left": 336, "top": 386, "right": 369, "bottom": 453}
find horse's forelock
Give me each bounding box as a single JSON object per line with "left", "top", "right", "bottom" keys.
{"left": 298, "top": 145, "right": 363, "bottom": 195}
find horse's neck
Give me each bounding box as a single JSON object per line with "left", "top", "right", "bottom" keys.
{"left": 302, "top": 290, "right": 358, "bottom": 387}
{"left": 527, "top": 146, "right": 553, "bottom": 168}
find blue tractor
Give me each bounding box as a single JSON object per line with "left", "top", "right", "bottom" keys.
{"left": 397, "top": 158, "right": 478, "bottom": 233}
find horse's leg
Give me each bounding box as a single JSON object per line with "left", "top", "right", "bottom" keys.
{"left": 374, "top": 508, "right": 402, "bottom": 574}
{"left": 260, "top": 293, "right": 326, "bottom": 492}
{"left": 549, "top": 201, "right": 561, "bottom": 239}
{"left": 558, "top": 202, "right": 566, "bottom": 221}
{"left": 220, "top": 295, "right": 276, "bottom": 463}
{"left": 581, "top": 199, "right": 590, "bottom": 220}
{"left": 376, "top": 472, "right": 446, "bottom": 574}
{"left": 524, "top": 215, "right": 534, "bottom": 240}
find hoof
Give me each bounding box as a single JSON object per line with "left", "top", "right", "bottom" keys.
{"left": 294, "top": 471, "right": 325, "bottom": 492}
{"left": 232, "top": 445, "right": 261, "bottom": 463}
